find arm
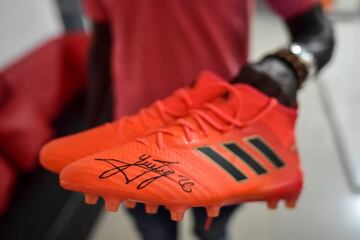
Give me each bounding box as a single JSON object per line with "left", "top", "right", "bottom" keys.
{"left": 286, "top": 4, "right": 334, "bottom": 70}
{"left": 235, "top": 3, "right": 335, "bottom": 106}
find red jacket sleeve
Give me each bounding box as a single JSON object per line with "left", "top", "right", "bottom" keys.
{"left": 266, "top": 0, "right": 320, "bottom": 19}
{"left": 83, "top": 0, "right": 108, "bottom": 22}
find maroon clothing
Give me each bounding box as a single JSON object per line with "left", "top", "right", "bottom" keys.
{"left": 84, "top": 0, "right": 319, "bottom": 117}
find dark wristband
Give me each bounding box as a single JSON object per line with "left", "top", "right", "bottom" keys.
{"left": 267, "top": 49, "right": 309, "bottom": 87}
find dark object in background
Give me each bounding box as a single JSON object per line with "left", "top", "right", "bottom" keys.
{"left": 0, "top": 34, "right": 106, "bottom": 239}
{"left": 0, "top": 156, "right": 16, "bottom": 216}
{"left": 0, "top": 1, "right": 106, "bottom": 239}
{"left": 0, "top": 91, "right": 102, "bottom": 240}
{"left": 56, "top": 0, "right": 85, "bottom": 31}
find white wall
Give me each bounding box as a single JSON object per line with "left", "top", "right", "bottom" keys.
{"left": 335, "top": 0, "right": 360, "bottom": 12}
{"left": 0, "top": 0, "right": 62, "bottom": 69}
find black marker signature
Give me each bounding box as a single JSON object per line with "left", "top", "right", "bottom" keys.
{"left": 178, "top": 175, "right": 194, "bottom": 193}
{"left": 95, "top": 154, "right": 194, "bottom": 192}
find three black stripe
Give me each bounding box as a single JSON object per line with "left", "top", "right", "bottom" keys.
{"left": 197, "top": 147, "right": 247, "bottom": 182}
{"left": 223, "top": 143, "right": 267, "bottom": 175}
{"left": 197, "top": 137, "right": 285, "bottom": 182}
{"left": 248, "top": 138, "right": 285, "bottom": 168}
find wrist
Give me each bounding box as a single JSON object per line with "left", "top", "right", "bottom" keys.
{"left": 270, "top": 45, "right": 317, "bottom": 88}
{"left": 270, "top": 50, "right": 307, "bottom": 85}
{"left": 235, "top": 60, "right": 298, "bottom": 107}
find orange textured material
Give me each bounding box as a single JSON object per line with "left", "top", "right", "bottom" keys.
{"left": 40, "top": 71, "right": 230, "bottom": 173}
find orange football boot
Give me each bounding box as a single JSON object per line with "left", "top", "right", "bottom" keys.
{"left": 40, "top": 71, "right": 230, "bottom": 173}
{"left": 60, "top": 82, "right": 303, "bottom": 221}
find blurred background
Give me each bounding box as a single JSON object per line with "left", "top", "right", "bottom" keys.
{"left": 0, "top": 0, "right": 360, "bottom": 239}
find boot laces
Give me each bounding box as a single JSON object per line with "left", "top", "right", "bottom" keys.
{"left": 115, "top": 88, "right": 193, "bottom": 130}
{"left": 136, "top": 84, "right": 278, "bottom": 148}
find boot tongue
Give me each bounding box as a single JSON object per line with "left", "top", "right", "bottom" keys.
{"left": 192, "top": 71, "right": 225, "bottom": 89}
{"left": 162, "top": 71, "right": 230, "bottom": 113}
{"left": 209, "top": 84, "right": 270, "bottom": 122}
